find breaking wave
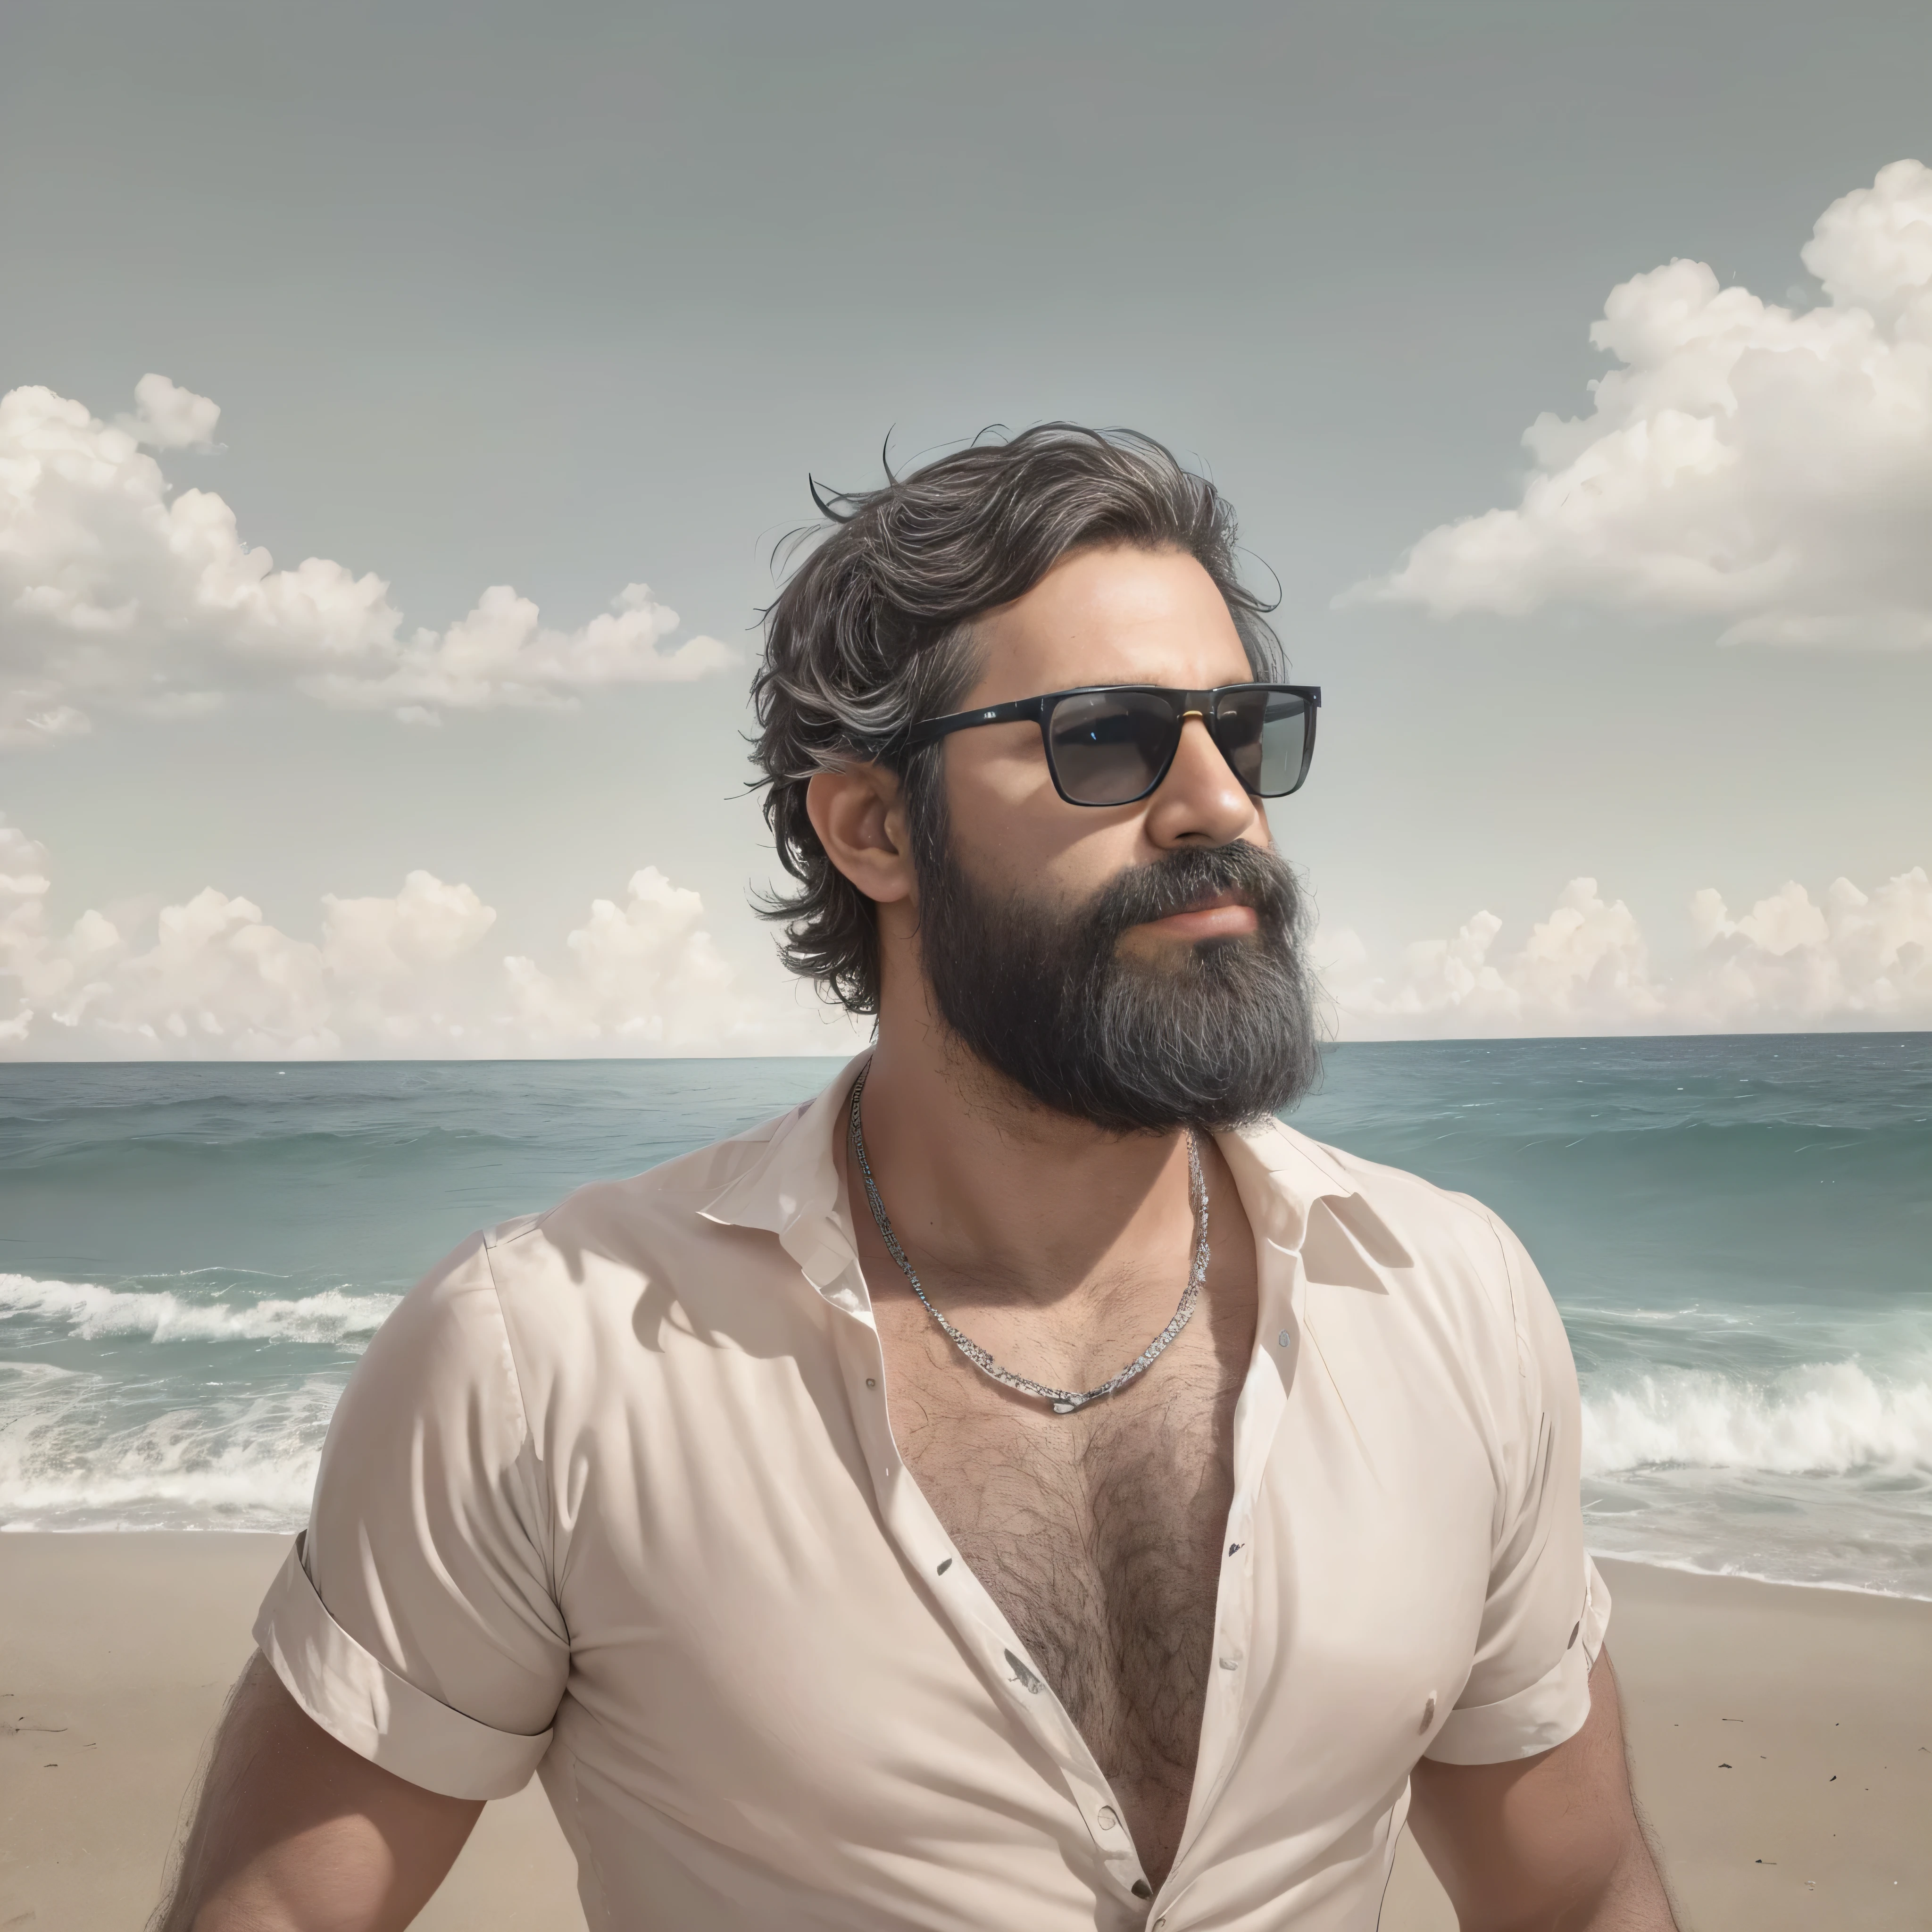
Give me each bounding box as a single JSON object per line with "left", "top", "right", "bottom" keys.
{"left": 0, "top": 1272, "right": 398, "bottom": 1345}
{"left": 1581, "top": 1360, "right": 1932, "bottom": 1476}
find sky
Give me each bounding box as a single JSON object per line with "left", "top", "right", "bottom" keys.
{"left": 3, "top": 0, "right": 1931, "bottom": 1056}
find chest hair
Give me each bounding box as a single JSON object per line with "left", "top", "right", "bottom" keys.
{"left": 882, "top": 1282, "right": 1251, "bottom": 1850}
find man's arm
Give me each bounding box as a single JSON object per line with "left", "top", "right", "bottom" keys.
{"left": 154, "top": 1653, "right": 482, "bottom": 1932}
{"left": 1407, "top": 1648, "right": 1677, "bottom": 1932}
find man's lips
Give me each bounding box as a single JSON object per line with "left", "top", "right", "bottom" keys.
{"left": 1132, "top": 889, "right": 1259, "bottom": 941}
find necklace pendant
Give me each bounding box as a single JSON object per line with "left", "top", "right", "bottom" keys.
{"left": 1052, "top": 1400, "right": 1077, "bottom": 1415}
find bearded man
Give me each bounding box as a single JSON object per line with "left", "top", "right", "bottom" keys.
{"left": 161, "top": 428, "right": 1676, "bottom": 1931}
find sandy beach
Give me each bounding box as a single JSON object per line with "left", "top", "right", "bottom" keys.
{"left": 2, "top": 1539, "right": 1926, "bottom": 1929}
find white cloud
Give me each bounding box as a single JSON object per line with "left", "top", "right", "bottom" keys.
{"left": 10, "top": 809, "right": 1927, "bottom": 1053}
{"left": 117, "top": 373, "right": 222, "bottom": 452}
{"left": 0, "top": 378, "right": 736, "bottom": 744}
{"left": 0, "top": 816, "right": 837, "bottom": 1058}
{"left": 1319, "top": 879, "right": 1663, "bottom": 1033}
{"left": 1674, "top": 870, "right": 1932, "bottom": 1030}
{"left": 318, "top": 872, "right": 500, "bottom": 1050}
{"left": 1321, "top": 867, "right": 1932, "bottom": 1037}
{"left": 1349, "top": 159, "right": 1932, "bottom": 648}
{"left": 503, "top": 868, "right": 782, "bottom": 1051}
{"left": 109, "top": 889, "right": 338, "bottom": 1056}
{"left": 0, "top": 821, "right": 122, "bottom": 1036}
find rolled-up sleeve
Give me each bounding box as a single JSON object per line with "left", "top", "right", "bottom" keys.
{"left": 1426, "top": 1213, "right": 1611, "bottom": 1766}
{"left": 253, "top": 1232, "right": 568, "bottom": 1799}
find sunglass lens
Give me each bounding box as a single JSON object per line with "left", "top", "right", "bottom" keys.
{"left": 1216, "top": 688, "right": 1311, "bottom": 797}
{"left": 1046, "top": 690, "right": 1178, "bottom": 804}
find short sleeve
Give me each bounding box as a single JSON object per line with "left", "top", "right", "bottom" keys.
{"left": 1425, "top": 1212, "right": 1611, "bottom": 1765}
{"left": 253, "top": 1232, "right": 569, "bottom": 1799}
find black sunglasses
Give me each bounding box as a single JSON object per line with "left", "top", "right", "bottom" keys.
{"left": 903, "top": 683, "right": 1322, "bottom": 808}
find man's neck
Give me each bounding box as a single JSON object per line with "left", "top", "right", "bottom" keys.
{"left": 849, "top": 991, "right": 1201, "bottom": 1316}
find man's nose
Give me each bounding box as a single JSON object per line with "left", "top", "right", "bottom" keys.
{"left": 1143, "top": 714, "right": 1261, "bottom": 848}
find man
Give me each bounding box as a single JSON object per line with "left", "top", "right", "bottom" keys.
{"left": 161, "top": 428, "right": 1675, "bottom": 1930}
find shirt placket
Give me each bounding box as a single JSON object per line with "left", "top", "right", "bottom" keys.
{"left": 1149, "top": 1232, "right": 1302, "bottom": 1925}
{"left": 794, "top": 1190, "right": 1312, "bottom": 1928}
{"left": 783, "top": 1214, "right": 1156, "bottom": 1915}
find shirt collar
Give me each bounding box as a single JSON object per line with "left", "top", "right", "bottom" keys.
{"left": 697, "top": 1049, "right": 872, "bottom": 1299}
{"left": 1213, "top": 1110, "right": 1358, "bottom": 1252}
{"left": 699, "top": 1050, "right": 1361, "bottom": 1302}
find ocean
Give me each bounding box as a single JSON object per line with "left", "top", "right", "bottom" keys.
{"left": 2, "top": 1038, "right": 1928, "bottom": 1597}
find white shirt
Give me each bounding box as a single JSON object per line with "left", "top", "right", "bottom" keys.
{"left": 257, "top": 1054, "right": 1608, "bottom": 1932}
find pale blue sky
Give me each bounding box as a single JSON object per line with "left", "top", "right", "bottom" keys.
{"left": 3, "top": 0, "right": 1930, "bottom": 1050}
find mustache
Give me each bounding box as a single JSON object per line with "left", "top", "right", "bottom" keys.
{"left": 1080, "top": 841, "right": 1301, "bottom": 950}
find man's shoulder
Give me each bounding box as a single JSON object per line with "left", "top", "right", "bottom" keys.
{"left": 1250, "top": 1115, "right": 1514, "bottom": 1256}
{"left": 476, "top": 1101, "right": 808, "bottom": 1278}
{"left": 360, "top": 1099, "right": 830, "bottom": 1452}
{"left": 1250, "top": 1120, "right": 1560, "bottom": 1430}
{"left": 1244, "top": 1114, "right": 1543, "bottom": 1340}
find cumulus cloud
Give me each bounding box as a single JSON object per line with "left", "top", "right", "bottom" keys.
{"left": 9, "top": 810, "right": 1927, "bottom": 1053}
{"left": 1349, "top": 159, "right": 1932, "bottom": 648}
{"left": 0, "top": 817, "right": 834, "bottom": 1058}
{"left": 503, "top": 869, "right": 783, "bottom": 1051}
{"left": 1321, "top": 868, "right": 1932, "bottom": 1036}
{"left": 116, "top": 372, "right": 223, "bottom": 452}
{"left": 0, "top": 378, "right": 735, "bottom": 743}
{"left": 0, "top": 821, "right": 120, "bottom": 1043}
{"left": 1676, "top": 869, "right": 1932, "bottom": 1030}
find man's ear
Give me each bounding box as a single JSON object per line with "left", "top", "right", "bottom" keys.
{"left": 806, "top": 761, "right": 916, "bottom": 907}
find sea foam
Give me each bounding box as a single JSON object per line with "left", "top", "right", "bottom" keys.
{"left": 0, "top": 1362, "right": 337, "bottom": 1531}
{"left": 1581, "top": 1359, "right": 1932, "bottom": 1477}
{"left": 0, "top": 1272, "right": 398, "bottom": 1345}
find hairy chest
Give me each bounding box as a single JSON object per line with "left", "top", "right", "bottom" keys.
{"left": 874, "top": 1289, "right": 1251, "bottom": 1789}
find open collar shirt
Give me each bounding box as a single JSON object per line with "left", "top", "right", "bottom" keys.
{"left": 257, "top": 1053, "right": 1608, "bottom": 1932}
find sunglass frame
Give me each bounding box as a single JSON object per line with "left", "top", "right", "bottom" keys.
{"left": 902, "top": 683, "right": 1323, "bottom": 807}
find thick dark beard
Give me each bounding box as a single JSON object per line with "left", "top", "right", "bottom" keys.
{"left": 912, "top": 813, "right": 1324, "bottom": 1136}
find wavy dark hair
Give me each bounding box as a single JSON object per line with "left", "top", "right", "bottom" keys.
{"left": 750, "top": 425, "right": 1284, "bottom": 1016}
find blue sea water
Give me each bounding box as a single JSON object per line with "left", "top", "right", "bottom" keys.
{"left": 2, "top": 1038, "right": 1928, "bottom": 1595}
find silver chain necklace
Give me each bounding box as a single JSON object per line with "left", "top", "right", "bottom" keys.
{"left": 846, "top": 1066, "right": 1210, "bottom": 1416}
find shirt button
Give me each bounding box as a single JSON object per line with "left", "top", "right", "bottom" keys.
{"left": 866, "top": 1377, "right": 877, "bottom": 1388}
{"left": 1131, "top": 1879, "right": 1153, "bottom": 1899}
{"left": 1218, "top": 1654, "right": 1240, "bottom": 1670}
{"left": 1097, "top": 1805, "right": 1118, "bottom": 1830}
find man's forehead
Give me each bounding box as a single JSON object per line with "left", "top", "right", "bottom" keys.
{"left": 968, "top": 544, "right": 1251, "bottom": 697}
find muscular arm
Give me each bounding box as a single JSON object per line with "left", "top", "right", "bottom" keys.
{"left": 1407, "top": 1648, "right": 1677, "bottom": 1932}
{"left": 154, "top": 1653, "right": 482, "bottom": 1932}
